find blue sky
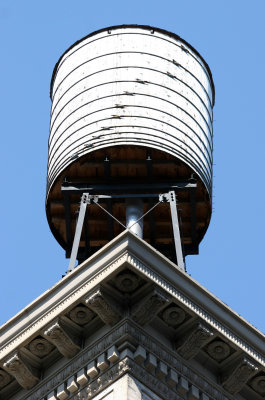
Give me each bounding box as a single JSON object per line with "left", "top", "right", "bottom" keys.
{"left": 0, "top": 0, "right": 265, "bottom": 332}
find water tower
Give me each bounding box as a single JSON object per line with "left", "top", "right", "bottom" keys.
{"left": 46, "top": 25, "right": 214, "bottom": 272}
{"left": 3, "top": 25, "right": 265, "bottom": 400}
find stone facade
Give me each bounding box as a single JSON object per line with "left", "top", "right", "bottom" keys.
{"left": 0, "top": 230, "right": 265, "bottom": 399}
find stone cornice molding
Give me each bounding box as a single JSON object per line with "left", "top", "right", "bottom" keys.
{"left": 0, "top": 251, "right": 129, "bottom": 359}
{"left": 19, "top": 321, "right": 236, "bottom": 400}
{"left": 82, "top": 357, "right": 180, "bottom": 400}
{"left": 0, "top": 231, "right": 265, "bottom": 394}
{"left": 124, "top": 253, "right": 265, "bottom": 367}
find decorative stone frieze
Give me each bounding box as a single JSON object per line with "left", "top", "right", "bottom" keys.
{"left": 132, "top": 287, "right": 169, "bottom": 325}
{"left": 3, "top": 352, "right": 39, "bottom": 390}
{"left": 18, "top": 321, "right": 247, "bottom": 400}
{"left": 222, "top": 357, "right": 259, "bottom": 394}
{"left": 43, "top": 320, "right": 80, "bottom": 358}
{"left": 78, "top": 357, "right": 180, "bottom": 400}
{"left": 176, "top": 323, "right": 214, "bottom": 360}
{"left": 124, "top": 250, "right": 265, "bottom": 367}
{"left": 85, "top": 288, "right": 121, "bottom": 326}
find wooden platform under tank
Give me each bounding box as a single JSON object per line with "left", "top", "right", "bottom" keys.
{"left": 46, "top": 146, "right": 212, "bottom": 263}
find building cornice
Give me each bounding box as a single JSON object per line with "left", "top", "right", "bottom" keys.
{"left": 1, "top": 231, "right": 264, "bottom": 361}
{"left": 0, "top": 230, "right": 264, "bottom": 398}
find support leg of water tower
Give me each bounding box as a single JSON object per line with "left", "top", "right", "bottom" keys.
{"left": 67, "top": 193, "right": 89, "bottom": 274}
{"left": 168, "top": 191, "right": 185, "bottom": 271}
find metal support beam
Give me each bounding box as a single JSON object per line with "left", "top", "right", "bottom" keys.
{"left": 190, "top": 186, "right": 197, "bottom": 247}
{"left": 83, "top": 204, "right": 90, "bottom": 259}
{"left": 106, "top": 198, "right": 114, "bottom": 240}
{"left": 169, "top": 191, "right": 185, "bottom": 270}
{"left": 148, "top": 197, "right": 155, "bottom": 246}
{"left": 62, "top": 181, "right": 197, "bottom": 194}
{"left": 160, "top": 191, "right": 185, "bottom": 271}
{"left": 146, "top": 154, "right": 154, "bottom": 246}
{"left": 126, "top": 198, "right": 144, "bottom": 237}
{"left": 67, "top": 193, "right": 89, "bottom": 273}
{"left": 63, "top": 192, "right": 72, "bottom": 248}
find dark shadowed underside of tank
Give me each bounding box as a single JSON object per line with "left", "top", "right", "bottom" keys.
{"left": 46, "top": 145, "right": 211, "bottom": 263}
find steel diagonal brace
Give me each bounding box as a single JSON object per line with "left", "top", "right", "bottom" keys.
{"left": 67, "top": 193, "right": 91, "bottom": 273}
{"left": 159, "top": 191, "right": 185, "bottom": 271}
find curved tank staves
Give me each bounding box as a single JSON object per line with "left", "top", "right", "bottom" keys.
{"left": 46, "top": 25, "right": 215, "bottom": 262}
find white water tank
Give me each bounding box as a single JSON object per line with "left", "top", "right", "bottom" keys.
{"left": 46, "top": 25, "right": 214, "bottom": 259}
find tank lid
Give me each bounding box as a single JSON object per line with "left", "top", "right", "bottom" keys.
{"left": 50, "top": 24, "right": 215, "bottom": 105}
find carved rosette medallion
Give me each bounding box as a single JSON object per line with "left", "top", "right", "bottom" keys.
{"left": 28, "top": 338, "right": 54, "bottom": 358}
{"left": 162, "top": 306, "right": 186, "bottom": 327}
{"left": 207, "top": 340, "right": 231, "bottom": 362}
{"left": 69, "top": 306, "right": 94, "bottom": 325}
{"left": 114, "top": 271, "right": 140, "bottom": 293}
{"left": 0, "top": 369, "right": 12, "bottom": 388}
{"left": 250, "top": 375, "right": 265, "bottom": 396}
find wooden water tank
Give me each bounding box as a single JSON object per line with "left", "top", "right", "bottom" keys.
{"left": 46, "top": 25, "right": 215, "bottom": 261}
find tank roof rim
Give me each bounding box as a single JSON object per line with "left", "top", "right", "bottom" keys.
{"left": 50, "top": 24, "right": 215, "bottom": 105}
